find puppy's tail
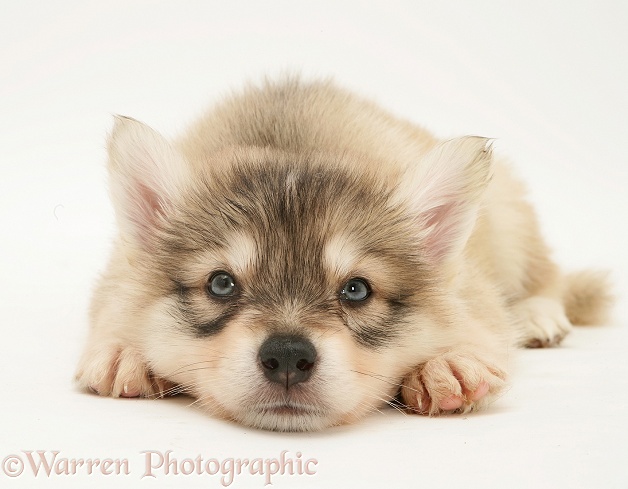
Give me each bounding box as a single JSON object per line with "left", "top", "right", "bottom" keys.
{"left": 562, "top": 271, "right": 614, "bottom": 325}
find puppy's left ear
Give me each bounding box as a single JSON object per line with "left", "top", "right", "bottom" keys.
{"left": 397, "top": 136, "right": 493, "bottom": 266}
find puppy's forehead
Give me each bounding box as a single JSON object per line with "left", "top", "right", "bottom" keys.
{"left": 222, "top": 232, "right": 257, "bottom": 272}
{"left": 163, "top": 159, "right": 413, "bottom": 282}
{"left": 182, "top": 231, "right": 257, "bottom": 281}
{"left": 323, "top": 233, "right": 362, "bottom": 278}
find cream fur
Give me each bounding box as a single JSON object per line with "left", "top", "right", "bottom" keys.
{"left": 76, "top": 77, "right": 613, "bottom": 431}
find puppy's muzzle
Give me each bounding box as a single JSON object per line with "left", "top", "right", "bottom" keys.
{"left": 259, "top": 334, "right": 316, "bottom": 388}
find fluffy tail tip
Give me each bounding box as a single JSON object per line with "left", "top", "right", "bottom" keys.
{"left": 563, "top": 271, "right": 614, "bottom": 325}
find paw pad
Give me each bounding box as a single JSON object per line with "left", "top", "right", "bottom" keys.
{"left": 401, "top": 353, "right": 506, "bottom": 415}
{"left": 76, "top": 344, "right": 173, "bottom": 398}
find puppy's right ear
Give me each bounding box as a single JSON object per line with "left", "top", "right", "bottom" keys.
{"left": 107, "top": 116, "right": 187, "bottom": 248}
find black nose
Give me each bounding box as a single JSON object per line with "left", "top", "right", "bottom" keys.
{"left": 259, "top": 334, "right": 317, "bottom": 388}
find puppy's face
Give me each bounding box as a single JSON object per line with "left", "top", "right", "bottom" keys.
{"left": 107, "top": 118, "right": 491, "bottom": 431}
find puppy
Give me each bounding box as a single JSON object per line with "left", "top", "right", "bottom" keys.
{"left": 76, "top": 78, "right": 612, "bottom": 431}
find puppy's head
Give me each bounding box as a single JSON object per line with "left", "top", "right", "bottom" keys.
{"left": 107, "top": 116, "right": 492, "bottom": 431}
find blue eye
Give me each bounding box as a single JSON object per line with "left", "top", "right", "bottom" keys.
{"left": 341, "top": 278, "right": 371, "bottom": 302}
{"left": 208, "top": 272, "right": 236, "bottom": 297}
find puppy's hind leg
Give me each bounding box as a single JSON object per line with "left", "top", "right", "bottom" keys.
{"left": 511, "top": 270, "right": 613, "bottom": 348}
{"left": 506, "top": 229, "right": 573, "bottom": 348}
{"left": 511, "top": 295, "right": 572, "bottom": 348}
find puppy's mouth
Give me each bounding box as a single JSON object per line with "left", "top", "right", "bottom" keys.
{"left": 256, "top": 402, "right": 323, "bottom": 417}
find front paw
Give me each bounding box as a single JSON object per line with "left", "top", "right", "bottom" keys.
{"left": 400, "top": 351, "right": 506, "bottom": 415}
{"left": 75, "top": 343, "right": 173, "bottom": 398}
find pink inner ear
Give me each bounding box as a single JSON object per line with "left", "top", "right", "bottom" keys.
{"left": 421, "top": 202, "right": 467, "bottom": 264}
{"left": 129, "top": 180, "right": 167, "bottom": 246}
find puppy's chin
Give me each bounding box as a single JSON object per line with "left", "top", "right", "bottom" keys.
{"left": 231, "top": 403, "right": 336, "bottom": 432}
{"left": 218, "top": 390, "right": 374, "bottom": 432}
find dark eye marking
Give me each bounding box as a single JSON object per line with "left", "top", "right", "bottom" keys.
{"left": 341, "top": 296, "right": 412, "bottom": 350}
{"left": 340, "top": 278, "right": 371, "bottom": 302}
{"left": 207, "top": 271, "right": 237, "bottom": 298}
{"left": 174, "top": 281, "right": 238, "bottom": 337}
{"left": 193, "top": 309, "right": 237, "bottom": 337}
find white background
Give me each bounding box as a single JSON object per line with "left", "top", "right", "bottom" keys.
{"left": 1, "top": 1, "right": 627, "bottom": 487}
